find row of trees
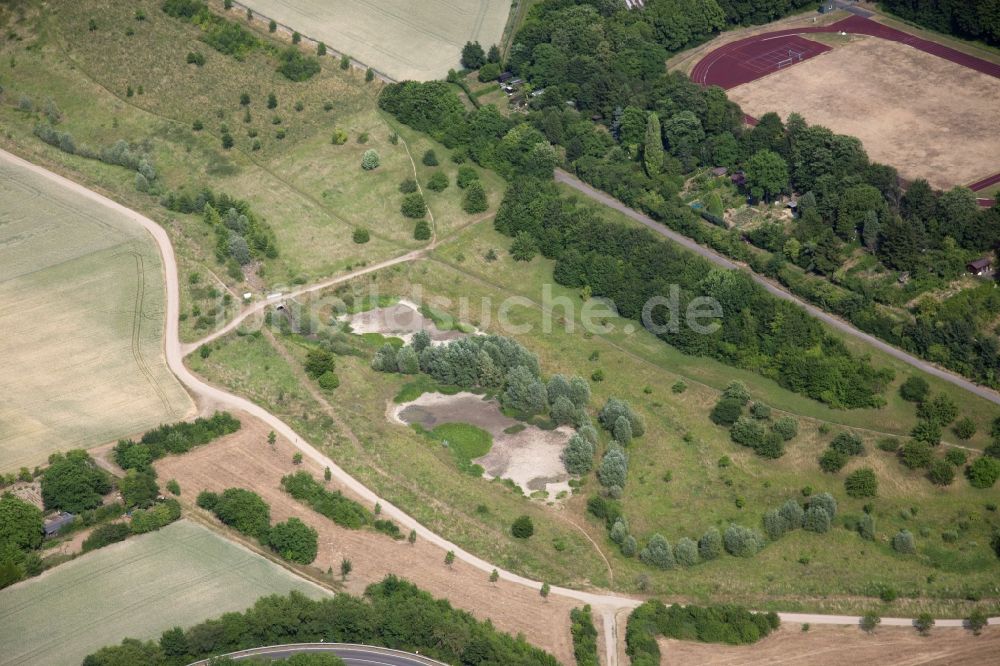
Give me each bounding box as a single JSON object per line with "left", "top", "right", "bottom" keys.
{"left": 882, "top": 0, "right": 1000, "bottom": 46}
{"left": 83, "top": 575, "right": 560, "bottom": 665}
{"left": 281, "top": 471, "right": 401, "bottom": 539}
{"left": 494, "top": 177, "right": 893, "bottom": 408}
{"left": 113, "top": 412, "right": 241, "bottom": 471}
{"left": 197, "top": 487, "right": 319, "bottom": 564}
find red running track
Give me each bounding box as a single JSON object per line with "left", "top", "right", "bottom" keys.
{"left": 692, "top": 15, "right": 1000, "bottom": 88}
{"left": 692, "top": 15, "right": 1000, "bottom": 202}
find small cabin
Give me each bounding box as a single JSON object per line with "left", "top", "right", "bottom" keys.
{"left": 967, "top": 258, "right": 993, "bottom": 276}
{"left": 710, "top": 167, "right": 728, "bottom": 177}
{"left": 44, "top": 512, "right": 75, "bottom": 538}
{"left": 498, "top": 71, "right": 513, "bottom": 83}
{"left": 730, "top": 171, "right": 746, "bottom": 187}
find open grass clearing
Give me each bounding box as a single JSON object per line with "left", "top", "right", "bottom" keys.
{"left": 155, "top": 413, "right": 580, "bottom": 664}
{"left": 236, "top": 0, "right": 514, "bottom": 81}
{"left": 0, "top": 155, "right": 191, "bottom": 473}
{"left": 726, "top": 37, "right": 1000, "bottom": 190}
{"left": 0, "top": 519, "right": 327, "bottom": 666}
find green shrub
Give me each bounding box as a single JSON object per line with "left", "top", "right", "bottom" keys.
{"left": 413, "top": 219, "right": 431, "bottom": 240}
{"left": 899, "top": 376, "right": 929, "bottom": 402}
{"left": 845, "top": 467, "right": 878, "bottom": 498}
{"left": 710, "top": 397, "right": 743, "bottom": 426}
{"left": 818, "top": 448, "right": 847, "bottom": 473}
{"left": 926, "top": 459, "right": 955, "bottom": 486}
{"left": 570, "top": 605, "right": 599, "bottom": 666}
{"left": 426, "top": 171, "right": 449, "bottom": 192}
{"left": 698, "top": 527, "right": 723, "bottom": 560}
{"left": 462, "top": 181, "right": 488, "bottom": 213}
{"left": 361, "top": 149, "right": 380, "bottom": 170}
{"left": 723, "top": 525, "right": 764, "bottom": 557}
{"left": 196, "top": 490, "right": 219, "bottom": 510}
{"left": 352, "top": 228, "right": 370, "bottom": 244}
{"left": 277, "top": 48, "right": 319, "bottom": 81}
{"left": 830, "top": 432, "right": 864, "bottom": 456}
{"left": 722, "top": 381, "right": 751, "bottom": 404}
{"left": 911, "top": 419, "right": 942, "bottom": 445}
{"left": 944, "top": 448, "right": 966, "bottom": 466}
{"left": 899, "top": 440, "right": 933, "bottom": 469}
{"left": 82, "top": 522, "right": 131, "bottom": 552}
{"left": 512, "top": 515, "right": 534, "bottom": 539}
{"left": 772, "top": 416, "right": 798, "bottom": 441}
{"left": 212, "top": 488, "right": 271, "bottom": 540}
{"left": 892, "top": 529, "right": 917, "bottom": 554}
{"left": 401, "top": 192, "right": 427, "bottom": 218}
{"left": 268, "top": 517, "right": 318, "bottom": 564}
{"left": 399, "top": 178, "right": 418, "bottom": 193}
{"left": 422, "top": 149, "right": 438, "bottom": 166}
{"left": 966, "top": 456, "right": 1000, "bottom": 488}
{"left": 802, "top": 505, "right": 831, "bottom": 533}
{"left": 639, "top": 534, "right": 675, "bottom": 569}
{"left": 456, "top": 165, "right": 479, "bottom": 188}
{"left": 952, "top": 417, "right": 976, "bottom": 440}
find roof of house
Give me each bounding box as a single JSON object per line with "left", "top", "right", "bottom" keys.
{"left": 968, "top": 258, "right": 992, "bottom": 270}
{"left": 44, "top": 512, "right": 75, "bottom": 535}
{"left": 710, "top": 167, "right": 728, "bottom": 176}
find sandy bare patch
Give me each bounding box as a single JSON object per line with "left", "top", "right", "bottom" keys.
{"left": 727, "top": 38, "right": 1000, "bottom": 190}
{"left": 660, "top": 622, "right": 1000, "bottom": 665}
{"left": 392, "top": 392, "right": 573, "bottom": 497}
{"left": 343, "top": 299, "right": 470, "bottom": 346}
{"left": 155, "top": 415, "right": 577, "bottom": 664}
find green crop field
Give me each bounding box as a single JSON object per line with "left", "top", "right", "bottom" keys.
{"left": 237, "top": 0, "right": 514, "bottom": 81}
{"left": 0, "top": 520, "right": 327, "bottom": 666}
{"left": 0, "top": 156, "right": 191, "bottom": 473}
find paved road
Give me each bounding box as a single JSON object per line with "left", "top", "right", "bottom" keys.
{"left": 555, "top": 169, "right": 1000, "bottom": 407}
{"left": 3, "top": 149, "right": 996, "bottom": 666}
{"left": 187, "top": 643, "right": 444, "bottom": 666}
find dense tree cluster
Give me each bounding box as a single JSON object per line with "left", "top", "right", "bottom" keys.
{"left": 881, "top": 0, "right": 1000, "bottom": 46}
{"left": 83, "top": 576, "right": 559, "bottom": 666}
{"left": 162, "top": 188, "right": 279, "bottom": 266}
{"left": 495, "top": 178, "right": 891, "bottom": 407}
{"left": 627, "top": 599, "right": 779, "bottom": 664}
{"left": 114, "top": 412, "right": 241, "bottom": 471}
{"left": 41, "top": 450, "right": 112, "bottom": 513}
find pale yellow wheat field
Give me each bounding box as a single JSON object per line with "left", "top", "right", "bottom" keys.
{"left": 0, "top": 157, "right": 192, "bottom": 472}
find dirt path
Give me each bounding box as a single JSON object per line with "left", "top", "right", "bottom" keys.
{"left": 3, "top": 149, "right": 997, "bottom": 666}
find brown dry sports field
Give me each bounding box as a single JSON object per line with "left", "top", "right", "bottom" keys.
{"left": 726, "top": 36, "right": 1000, "bottom": 191}
{"left": 154, "top": 414, "right": 586, "bottom": 665}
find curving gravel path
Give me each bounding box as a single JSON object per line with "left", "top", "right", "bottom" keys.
{"left": 3, "top": 149, "right": 995, "bottom": 666}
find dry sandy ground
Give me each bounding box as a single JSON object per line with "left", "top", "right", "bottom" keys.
{"left": 727, "top": 37, "right": 1000, "bottom": 190}
{"left": 155, "top": 415, "right": 581, "bottom": 665}
{"left": 343, "top": 299, "right": 468, "bottom": 346}
{"left": 391, "top": 391, "right": 572, "bottom": 497}
{"left": 660, "top": 623, "right": 999, "bottom": 665}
